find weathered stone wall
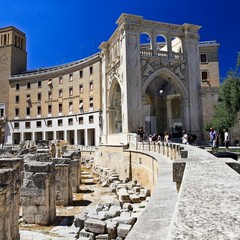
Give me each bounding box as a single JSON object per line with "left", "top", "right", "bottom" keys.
{"left": 20, "top": 161, "right": 56, "bottom": 225}
{"left": 0, "top": 158, "right": 23, "bottom": 240}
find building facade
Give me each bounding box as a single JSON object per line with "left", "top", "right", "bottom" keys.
{"left": 0, "top": 14, "right": 221, "bottom": 146}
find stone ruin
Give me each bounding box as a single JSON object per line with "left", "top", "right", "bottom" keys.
{"left": 74, "top": 164, "right": 151, "bottom": 239}
{"left": 0, "top": 140, "right": 81, "bottom": 239}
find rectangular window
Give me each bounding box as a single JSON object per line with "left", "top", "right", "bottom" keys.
{"left": 89, "top": 97, "right": 93, "bottom": 109}
{"left": 26, "top": 94, "right": 31, "bottom": 102}
{"left": 78, "top": 117, "right": 83, "bottom": 124}
{"left": 79, "top": 70, "right": 83, "bottom": 78}
{"left": 68, "top": 118, "right": 73, "bottom": 125}
{"left": 59, "top": 76, "right": 63, "bottom": 84}
{"left": 47, "top": 120, "right": 52, "bottom": 127}
{"left": 25, "top": 122, "right": 31, "bottom": 128}
{"left": 26, "top": 107, "right": 30, "bottom": 116}
{"left": 15, "top": 108, "right": 19, "bottom": 117}
{"left": 27, "top": 82, "right": 31, "bottom": 89}
{"left": 69, "top": 73, "right": 73, "bottom": 81}
{"left": 200, "top": 53, "right": 208, "bottom": 63}
{"left": 38, "top": 81, "right": 42, "bottom": 88}
{"left": 48, "top": 105, "right": 52, "bottom": 114}
{"left": 59, "top": 89, "right": 63, "bottom": 98}
{"left": 37, "top": 106, "right": 41, "bottom": 115}
{"left": 79, "top": 100, "right": 83, "bottom": 112}
{"left": 58, "top": 119, "right": 63, "bottom": 126}
{"left": 69, "top": 102, "right": 73, "bottom": 112}
{"left": 89, "top": 115, "right": 94, "bottom": 124}
{"left": 0, "top": 109, "right": 4, "bottom": 118}
{"left": 48, "top": 79, "right": 53, "bottom": 86}
{"left": 69, "top": 87, "right": 73, "bottom": 96}
{"left": 89, "top": 66, "right": 93, "bottom": 75}
{"left": 36, "top": 121, "right": 41, "bottom": 127}
{"left": 14, "top": 122, "right": 19, "bottom": 129}
{"left": 48, "top": 91, "right": 52, "bottom": 100}
{"left": 16, "top": 84, "right": 20, "bottom": 90}
{"left": 59, "top": 103, "right": 62, "bottom": 113}
{"left": 201, "top": 70, "right": 210, "bottom": 82}
{"left": 79, "top": 84, "right": 83, "bottom": 93}
{"left": 15, "top": 95, "right": 19, "bottom": 103}
{"left": 89, "top": 81, "right": 93, "bottom": 91}
{"left": 37, "top": 93, "right": 42, "bottom": 101}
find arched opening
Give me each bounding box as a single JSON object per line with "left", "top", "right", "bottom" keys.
{"left": 108, "top": 79, "right": 122, "bottom": 134}
{"left": 171, "top": 37, "right": 183, "bottom": 59}
{"left": 140, "top": 32, "right": 152, "bottom": 56}
{"left": 156, "top": 35, "right": 167, "bottom": 54}
{"left": 143, "top": 73, "right": 184, "bottom": 140}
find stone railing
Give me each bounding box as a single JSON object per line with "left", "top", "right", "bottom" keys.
{"left": 94, "top": 142, "right": 240, "bottom": 239}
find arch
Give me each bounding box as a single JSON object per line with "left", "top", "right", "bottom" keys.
{"left": 108, "top": 78, "right": 122, "bottom": 134}
{"left": 156, "top": 34, "right": 167, "bottom": 52}
{"left": 171, "top": 37, "right": 183, "bottom": 53}
{"left": 142, "top": 68, "right": 187, "bottom": 99}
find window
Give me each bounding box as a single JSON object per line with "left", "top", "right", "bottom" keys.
{"left": 58, "top": 119, "right": 63, "bottom": 126}
{"left": 37, "top": 93, "right": 42, "bottom": 101}
{"left": 69, "top": 73, "right": 73, "bottom": 81}
{"left": 79, "top": 70, "right": 83, "bottom": 78}
{"left": 89, "top": 115, "right": 94, "bottom": 123}
{"left": 16, "top": 84, "right": 20, "bottom": 90}
{"left": 38, "top": 81, "right": 42, "bottom": 88}
{"left": 14, "top": 122, "right": 19, "bottom": 129}
{"left": 68, "top": 118, "right": 73, "bottom": 125}
{"left": 15, "top": 108, "right": 19, "bottom": 117}
{"left": 59, "top": 89, "right": 63, "bottom": 98}
{"left": 0, "top": 108, "right": 4, "bottom": 118}
{"left": 200, "top": 53, "right": 208, "bottom": 63}
{"left": 89, "top": 82, "right": 93, "bottom": 91}
{"left": 15, "top": 95, "right": 19, "bottom": 103}
{"left": 48, "top": 79, "right": 53, "bottom": 86}
{"left": 48, "top": 105, "right": 52, "bottom": 114}
{"left": 89, "top": 66, "right": 93, "bottom": 75}
{"left": 69, "top": 87, "right": 73, "bottom": 96}
{"left": 59, "top": 76, "right": 63, "bottom": 84}
{"left": 26, "top": 107, "right": 30, "bottom": 116}
{"left": 27, "top": 82, "right": 31, "bottom": 89}
{"left": 59, "top": 103, "right": 62, "bottom": 113}
{"left": 36, "top": 121, "right": 41, "bottom": 127}
{"left": 79, "top": 100, "right": 83, "bottom": 112}
{"left": 25, "top": 122, "right": 31, "bottom": 128}
{"left": 26, "top": 94, "right": 31, "bottom": 102}
{"left": 79, "top": 84, "right": 83, "bottom": 93}
{"left": 78, "top": 117, "right": 83, "bottom": 124}
{"left": 201, "top": 70, "right": 210, "bottom": 82}
{"left": 89, "top": 97, "right": 93, "bottom": 109}
{"left": 47, "top": 120, "right": 52, "bottom": 127}
{"left": 48, "top": 91, "right": 52, "bottom": 100}
{"left": 37, "top": 106, "right": 41, "bottom": 115}
{"left": 69, "top": 102, "right": 73, "bottom": 112}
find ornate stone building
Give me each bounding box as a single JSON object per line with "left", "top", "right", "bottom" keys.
{"left": 0, "top": 14, "right": 220, "bottom": 145}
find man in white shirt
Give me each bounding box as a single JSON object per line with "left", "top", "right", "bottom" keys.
{"left": 224, "top": 129, "right": 229, "bottom": 151}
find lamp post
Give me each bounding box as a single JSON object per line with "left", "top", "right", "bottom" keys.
{"left": 160, "top": 89, "right": 164, "bottom": 134}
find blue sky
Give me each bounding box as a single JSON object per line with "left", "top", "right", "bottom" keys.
{"left": 1, "top": 0, "right": 239, "bottom": 80}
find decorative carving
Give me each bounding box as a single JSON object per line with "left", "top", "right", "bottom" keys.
{"left": 0, "top": 53, "right": 8, "bottom": 65}
{"left": 107, "top": 61, "right": 121, "bottom": 92}
{"left": 141, "top": 56, "right": 186, "bottom": 85}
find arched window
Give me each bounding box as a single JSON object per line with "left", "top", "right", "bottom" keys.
{"left": 156, "top": 35, "right": 167, "bottom": 57}
{"left": 140, "top": 33, "right": 152, "bottom": 56}
{"left": 171, "top": 37, "right": 183, "bottom": 59}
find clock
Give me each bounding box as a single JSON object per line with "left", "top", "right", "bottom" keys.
{"left": 0, "top": 53, "right": 8, "bottom": 65}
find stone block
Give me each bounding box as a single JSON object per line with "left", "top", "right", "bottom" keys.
{"left": 117, "top": 223, "right": 132, "bottom": 238}
{"left": 84, "top": 218, "right": 106, "bottom": 234}
{"left": 79, "top": 228, "right": 95, "bottom": 240}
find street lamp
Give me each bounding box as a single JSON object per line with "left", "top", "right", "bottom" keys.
{"left": 159, "top": 90, "right": 164, "bottom": 134}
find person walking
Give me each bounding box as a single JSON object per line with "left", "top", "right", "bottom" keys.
{"left": 209, "top": 128, "right": 217, "bottom": 152}
{"left": 182, "top": 130, "right": 188, "bottom": 144}
{"left": 224, "top": 129, "right": 230, "bottom": 151}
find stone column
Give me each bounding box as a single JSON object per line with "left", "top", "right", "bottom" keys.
{"left": 166, "top": 97, "right": 172, "bottom": 131}
{"left": 0, "top": 157, "right": 22, "bottom": 240}
{"left": 21, "top": 161, "right": 56, "bottom": 225}
{"left": 51, "top": 158, "right": 73, "bottom": 206}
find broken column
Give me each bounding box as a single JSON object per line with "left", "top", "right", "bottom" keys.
{"left": 0, "top": 158, "right": 23, "bottom": 240}
{"left": 51, "top": 158, "right": 73, "bottom": 206}
{"left": 21, "top": 161, "right": 56, "bottom": 225}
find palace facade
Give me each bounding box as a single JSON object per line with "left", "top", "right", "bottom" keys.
{"left": 0, "top": 14, "right": 220, "bottom": 146}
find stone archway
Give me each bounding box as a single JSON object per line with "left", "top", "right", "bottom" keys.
{"left": 108, "top": 79, "right": 122, "bottom": 134}
{"left": 142, "top": 68, "right": 189, "bottom": 138}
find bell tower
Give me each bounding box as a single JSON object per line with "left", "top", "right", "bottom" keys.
{"left": 0, "top": 26, "right": 27, "bottom": 143}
